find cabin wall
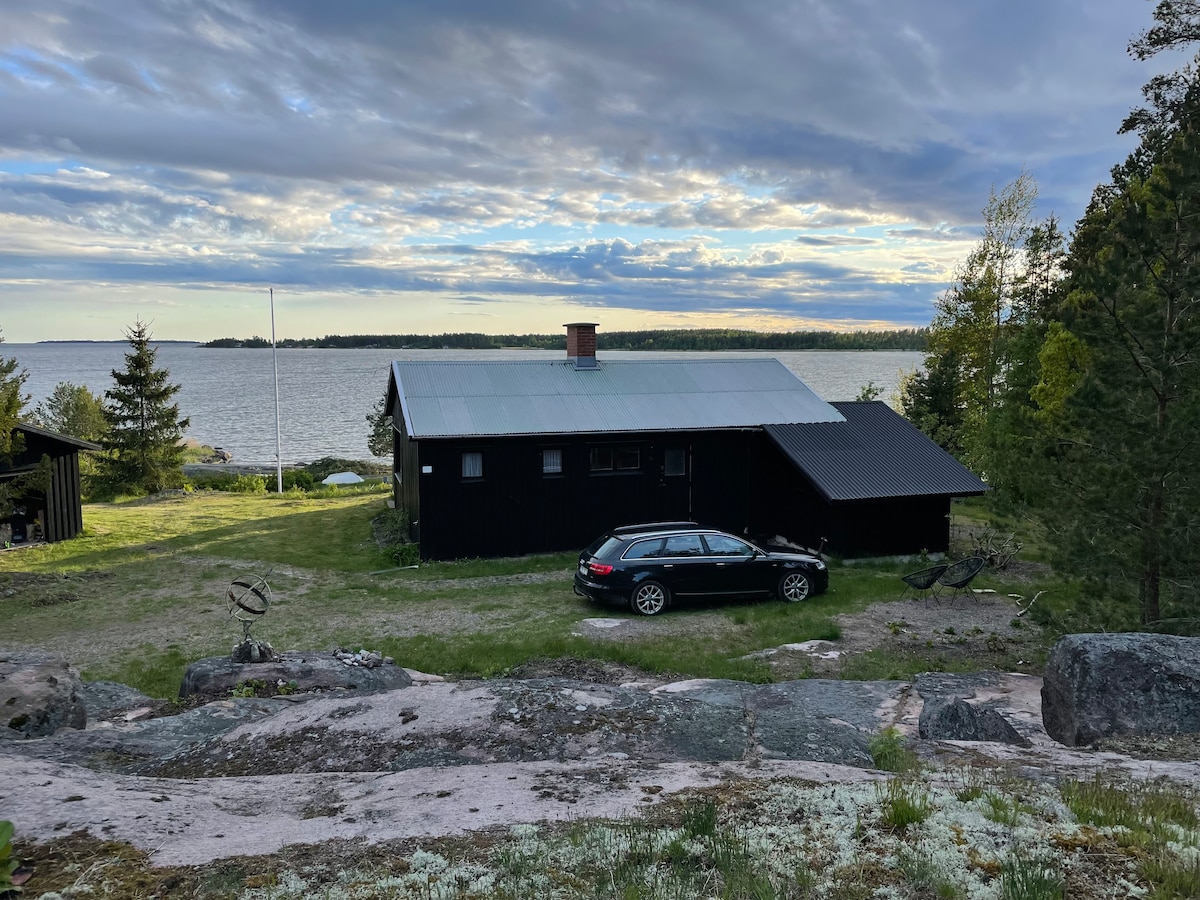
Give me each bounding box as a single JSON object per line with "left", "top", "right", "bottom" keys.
{"left": 410, "top": 431, "right": 761, "bottom": 560}
{"left": 397, "top": 425, "right": 960, "bottom": 561}
{"left": 390, "top": 402, "right": 422, "bottom": 541}
{"left": 747, "top": 435, "right": 832, "bottom": 551}
{"left": 826, "top": 496, "right": 952, "bottom": 557}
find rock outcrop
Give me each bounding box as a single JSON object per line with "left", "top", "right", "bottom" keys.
{"left": 179, "top": 651, "right": 413, "bottom": 698}
{"left": 1041, "top": 633, "right": 1200, "bottom": 746}
{"left": 918, "top": 697, "right": 1030, "bottom": 746}
{"left": 0, "top": 651, "right": 87, "bottom": 738}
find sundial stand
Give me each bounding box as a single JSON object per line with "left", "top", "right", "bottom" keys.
{"left": 227, "top": 574, "right": 275, "bottom": 663}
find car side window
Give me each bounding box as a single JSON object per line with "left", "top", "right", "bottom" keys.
{"left": 623, "top": 538, "right": 664, "bottom": 560}
{"left": 704, "top": 534, "right": 755, "bottom": 557}
{"left": 663, "top": 534, "right": 705, "bottom": 557}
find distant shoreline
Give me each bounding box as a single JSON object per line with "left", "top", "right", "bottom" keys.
{"left": 197, "top": 328, "right": 929, "bottom": 353}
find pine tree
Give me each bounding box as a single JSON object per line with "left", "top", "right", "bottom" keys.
{"left": 0, "top": 330, "right": 26, "bottom": 463}
{"left": 102, "top": 322, "right": 190, "bottom": 494}
{"left": 1034, "top": 110, "right": 1200, "bottom": 628}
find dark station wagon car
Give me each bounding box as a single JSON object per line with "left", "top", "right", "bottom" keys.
{"left": 573, "top": 522, "right": 828, "bottom": 615}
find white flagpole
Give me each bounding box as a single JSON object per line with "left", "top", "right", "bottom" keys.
{"left": 270, "top": 287, "right": 283, "bottom": 494}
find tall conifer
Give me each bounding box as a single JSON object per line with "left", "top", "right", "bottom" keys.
{"left": 102, "top": 322, "right": 190, "bottom": 493}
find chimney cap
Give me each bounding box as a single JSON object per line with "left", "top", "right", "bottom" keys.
{"left": 563, "top": 322, "right": 599, "bottom": 328}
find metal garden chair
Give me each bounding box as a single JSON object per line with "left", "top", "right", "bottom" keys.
{"left": 900, "top": 562, "right": 950, "bottom": 601}
{"left": 936, "top": 556, "right": 987, "bottom": 599}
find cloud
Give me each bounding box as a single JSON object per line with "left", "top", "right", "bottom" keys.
{"left": 0, "top": 0, "right": 1172, "bottom": 339}
{"left": 794, "top": 235, "right": 880, "bottom": 247}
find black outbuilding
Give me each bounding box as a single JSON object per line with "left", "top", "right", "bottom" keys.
{"left": 1, "top": 422, "right": 100, "bottom": 544}
{"left": 385, "top": 324, "right": 986, "bottom": 561}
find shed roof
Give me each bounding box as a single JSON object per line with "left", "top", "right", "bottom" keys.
{"left": 390, "top": 358, "right": 844, "bottom": 439}
{"left": 765, "top": 401, "right": 987, "bottom": 502}
{"left": 14, "top": 422, "right": 102, "bottom": 452}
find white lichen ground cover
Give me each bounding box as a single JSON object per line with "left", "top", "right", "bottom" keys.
{"left": 184, "top": 769, "right": 1199, "bottom": 900}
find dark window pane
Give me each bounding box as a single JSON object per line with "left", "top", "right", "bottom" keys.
{"left": 589, "top": 447, "right": 613, "bottom": 471}
{"left": 704, "top": 534, "right": 754, "bottom": 557}
{"left": 615, "top": 447, "right": 640, "bottom": 470}
{"left": 663, "top": 534, "right": 704, "bottom": 557}
{"left": 623, "top": 539, "right": 664, "bottom": 560}
{"left": 664, "top": 448, "right": 686, "bottom": 476}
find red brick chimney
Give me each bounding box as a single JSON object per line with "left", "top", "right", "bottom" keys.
{"left": 565, "top": 322, "right": 598, "bottom": 369}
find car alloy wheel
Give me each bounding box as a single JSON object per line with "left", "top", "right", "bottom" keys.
{"left": 630, "top": 580, "right": 668, "bottom": 615}
{"left": 779, "top": 571, "right": 811, "bottom": 603}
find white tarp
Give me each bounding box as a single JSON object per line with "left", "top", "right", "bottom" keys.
{"left": 321, "top": 471, "right": 365, "bottom": 485}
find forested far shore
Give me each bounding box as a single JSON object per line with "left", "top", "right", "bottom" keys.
{"left": 200, "top": 328, "right": 929, "bottom": 351}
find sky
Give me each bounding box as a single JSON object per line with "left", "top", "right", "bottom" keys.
{"left": 0, "top": 0, "right": 1180, "bottom": 342}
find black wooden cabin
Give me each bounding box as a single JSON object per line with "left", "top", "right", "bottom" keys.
{"left": 1, "top": 423, "right": 100, "bottom": 544}
{"left": 386, "top": 324, "right": 986, "bottom": 561}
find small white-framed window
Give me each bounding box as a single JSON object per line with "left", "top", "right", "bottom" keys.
{"left": 542, "top": 448, "right": 563, "bottom": 474}
{"left": 462, "top": 451, "right": 483, "bottom": 479}
{"left": 664, "top": 448, "right": 686, "bottom": 476}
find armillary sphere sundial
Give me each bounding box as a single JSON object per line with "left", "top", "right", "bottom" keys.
{"left": 226, "top": 573, "right": 275, "bottom": 663}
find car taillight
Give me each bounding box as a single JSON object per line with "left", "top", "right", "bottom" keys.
{"left": 588, "top": 562, "right": 613, "bottom": 576}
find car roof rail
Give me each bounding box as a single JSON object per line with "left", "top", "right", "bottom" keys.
{"left": 610, "top": 521, "right": 700, "bottom": 535}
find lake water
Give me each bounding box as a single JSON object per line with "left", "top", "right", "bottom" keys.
{"left": 6, "top": 344, "right": 923, "bottom": 464}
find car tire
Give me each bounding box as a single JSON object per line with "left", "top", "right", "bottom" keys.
{"left": 779, "top": 571, "right": 811, "bottom": 603}
{"left": 630, "top": 580, "right": 669, "bottom": 616}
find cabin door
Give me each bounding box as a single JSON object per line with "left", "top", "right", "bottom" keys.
{"left": 654, "top": 445, "right": 692, "bottom": 521}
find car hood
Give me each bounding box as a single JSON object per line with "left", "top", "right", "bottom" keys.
{"left": 763, "top": 550, "right": 824, "bottom": 565}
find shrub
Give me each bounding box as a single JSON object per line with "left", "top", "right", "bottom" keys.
{"left": 391, "top": 543, "right": 420, "bottom": 566}
{"left": 0, "top": 820, "right": 19, "bottom": 894}
{"left": 374, "top": 508, "right": 411, "bottom": 545}
{"left": 282, "top": 470, "right": 314, "bottom": 492}
{"left": 229, "top": 474, "right": 267, "bottom": 494}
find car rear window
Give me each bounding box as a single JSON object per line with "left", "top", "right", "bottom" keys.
{"left": 586, "top": 535, "right": 625, "bottom": 558}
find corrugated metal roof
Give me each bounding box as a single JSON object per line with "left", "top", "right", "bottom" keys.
{"left": 391, "top": 358, "right": 845, "bottom": 438}
{"left": 765, "top": 402, "right": 988, "bottom": 502}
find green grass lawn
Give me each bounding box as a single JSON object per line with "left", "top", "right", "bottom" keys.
{"left": 0, "top": 491, "right": 1073, "bottom": 698}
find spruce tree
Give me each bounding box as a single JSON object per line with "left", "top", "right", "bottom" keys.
{"left": 102, "top": 322, "right": 190, "bottom": 494}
